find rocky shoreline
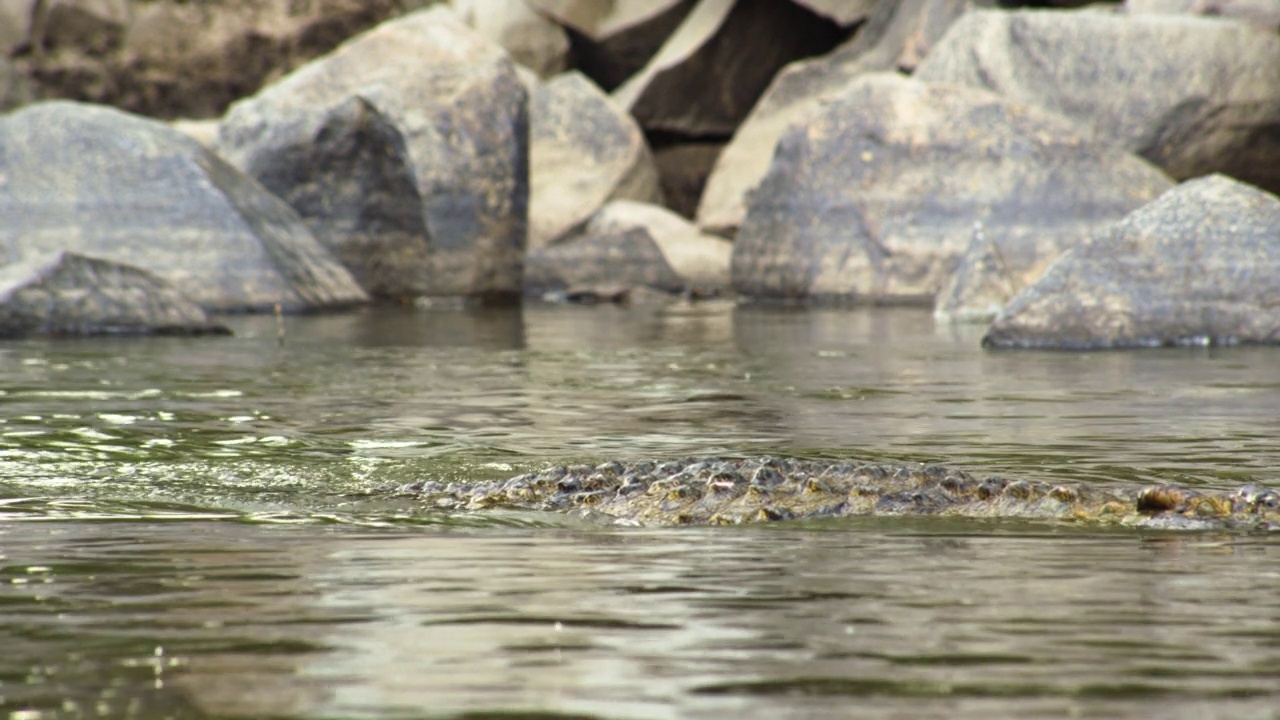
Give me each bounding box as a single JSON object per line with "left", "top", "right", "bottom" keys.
{"left": 1, "top": 0, "right": 1278, "bottom": 346}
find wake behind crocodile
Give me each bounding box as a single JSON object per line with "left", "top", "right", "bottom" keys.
{"left": 389, "top": 456, "right": 1280, "bottom": 531}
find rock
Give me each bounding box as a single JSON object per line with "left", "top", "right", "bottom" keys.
{"left": 915, "top": 8, "right": 1280, "bottom": 196}
{"left": 697, "top": 0, "right": 990, "bottom": 237}
{"left": 612, "top": 0, "right": 845, "bottom": 137}
{"left": 791, "top": 0, "right": 878, "bottom": 26}
{"left": 730, "top": 73, "right": 1173, "bottom": 304}
{"left": 529, "top": 71, "right": 663, "bottom": 250}
{"left": 933, "top": 223, "right": 1023, "bottom": 324}
{"left": 983, "top": 175, "right": 1280, "bottom": 350}
{"left": 216, "top": 7, "right": 527, "bottom": 302}
{"left": 652, "top": 140, "right": 724, "bottom": 220}
{"left": 0, "top": 101, "right": 368, "bottom": 313}
{"left": 527, "top": 0, "right": 696, "bottom": 91}
{"left": 0, "top": 56, "right": 33, "bottom": 112}
{"left": 585, "top": 200, "right": 733, "bottom": 291}
{"left": 525, "top": 228, "right": 686, "bottom": 300}
{"left": 0, "top": 251, "right": 229, "bottom": 338}
{"left": 452, "top": 0, "right": 569, "bottom": 77}
{"left": 1126, "top": 0, "right": 1280, "bottom": 30}
{"left": 9, "top": 0, "right": 417, "bottom": 119}
{"left": 169, "top": 117, "right": 219, "bottom": 148}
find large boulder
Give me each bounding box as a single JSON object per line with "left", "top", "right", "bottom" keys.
{"left": 915, "top": 9, "right": 1280, "bottom": 195}
{"left": 0, "top": 101, "right": 368, "bottom": 313}
{"left": 216, "top": 7, "right": 528, "bottom": 302}
{"left": 6, "top": 0, "right": 420, "bottom": 119}
{"left": 0, "top": 251, "right": 228, "bottom": 338}
{"left": 524, "top": 228, "right": 686, "bottom": 301}
{"left": 791, "top": 0, "right": 878, "bottom": 26}
{"left": 529, "top": 71, "right": 663, "bottom": 250}
{"left": 526, "top": 0, "right": 696, "bottom": 91}
{"left": 612, "top": 0, "right": 845, "bottom": 137}
{"left": 451, "top": 0, "right": 569, "bottom": 77}
{"left": 730, "top": 73, "right": 1173, "bottom": 303}
{"left": 1126, "top": 0, "right": 1280, "bottom": 30}
{"left": 585, "top": 200, "right": 733, "bottom": 291}
{"left": 697, "top": 0, "right": 990, "bottom": 237}
{"left": 984, "top": 175, "right": 1280, "bottom": 350}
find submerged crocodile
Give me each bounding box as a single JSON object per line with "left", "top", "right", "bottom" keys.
{"left": 394, "top": 456, "right": 1280, "bottom": 531}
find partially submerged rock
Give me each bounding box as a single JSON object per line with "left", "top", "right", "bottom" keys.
{"left": 0, "top": 101, "right": 368, "bottom": 313}
{"left": 730, "top": 74, "right": 1172, "bottom": 304}
{"left": 525, "top": 228, "right": 686, "bottom": 300}
{"left": 915, "top": 8, "right": 1280, "bottom": 195}
{"left": 612, "top": 0, "right": 845, "bottom": 137}
{"left": 984, "top": 175, "right": 1280, "bottom": 350}
{"left": 0, "top": 251, "right": 229, "bottom": 338}
{"left": 698, "top": 0, "right": 989, "bottom": 236}
{"left": 216, "top": 7, "right": 528, "bottom": 302}
{"left": 529, "top": 72, "right": 663, "bottom": 250}
{"left": 585, "top": 200, "right": 732, "bottom": 292}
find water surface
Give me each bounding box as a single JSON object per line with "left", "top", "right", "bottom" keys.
{"left": 2, "top": 304, "right": 1278, "bottom": 719}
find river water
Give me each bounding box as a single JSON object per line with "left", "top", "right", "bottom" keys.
{"left": 1, "top": 303, "right": 1278, "bottom": 719}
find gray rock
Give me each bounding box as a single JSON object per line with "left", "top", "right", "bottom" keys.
{"left": 730, "top": 74, "right": 1173, "bottom": 304}
{"left": 527, "top": 0, "right": 696, "bottom": 91}
{"left": 984, "top": 175, "right": 1280, "bottom": 350}
{"left": 452, "top": 0, "right": 570, "bottom": 77}
{"left": 791, "top": 0, "right": 878, "bottom": 26}
{"left": 698, "top": 0, "right": 991, "bottom": 237}
{"left": 915, "top": 8, "right": 1280, "bottom": 195}
{"left": 612, "top": 0, "right": 845, "bottom": 137}
{"left": 216, "top": 7, "right": 528, "bottom": 302}
{"left": 0, "top": 101, "right": 368, "bottom": 313}
{"left": 1126, "top": 0, "right": 1280, "bottom": 30}
{"left": 529, "top": 71, "right": 663, "bottom": 250}
{"left": 0, "top": 250, "right": 229, "bottom": 338}
{"left": 585, "top": 200, "right": 733, "bottom": 291}
{"left": 525, "top": 228, "right": 686, "bottom": 299}
{"left": 933, "top": 223, "right": 1024, "bottom": 324}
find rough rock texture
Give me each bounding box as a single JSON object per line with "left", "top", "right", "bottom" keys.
{"left": 984, "top": 175, "right": 1280, "bottom": 350}
{"left": 698, "top": 0, "right": 991, "bottom": 237}
{"left": 612, "top": 0, "right": 845, "bottom": 137}
{"left": 5, "top": 0, "right": 426, "bottom": 119}
{"left": 0, "top": 251, "right": 229, "bottom": 338}
{"left": 391, "top": 455, "right": 1280, "bottom": 530}
{"left": 529, "top": 71, "right": 663, "bottom": 250}
{"left": 933, "top": 223, "right": 1023, "bottom": 324}
{"left": 585, "top": 200, "right": 733, "bottom": 291}
{"left": 527, "top": 0, "right": 696, "bottom": 91}
{"left": 731, "top": 73, "right": 1173, "bottom": 304}
{"left": 216, "top": 7, "right": 528, "bottom": 302}
{"left": 1127, "top": 0, "right": 1280, "bottom": 30}
{"left": 0, "top": 101, "right": 368, "bottom": 313}
{"left": 915, "top": 9, "right": 1280, "bottom": 195}
{"left": 452, "top": 0, "right": 569, "bottom": 77}
{"left": 524, "top": 228, "right": 685, "bottom": 299}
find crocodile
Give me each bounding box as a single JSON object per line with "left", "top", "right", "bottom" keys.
{"left": 392, "top": 456, "right": 1280, "bottom": 531}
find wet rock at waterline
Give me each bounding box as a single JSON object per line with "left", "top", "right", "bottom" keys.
{"left": 216, "top": 7, "right": 528, "bottom": 302}
{"left": 0, "top": 251, "right": 229, "bottom": 338}
{"left": 585, "top": 200, "right": 732, "bottom": 292}
{"left": 915, "top": 9, "right": 1280, "bottom": 195}
{"left": 0, "top": 101, "right": 368, "bottom": 313}
{"left": 933, "top": 224, "right": 1024, "bottom": 324}
{"left": 730, "top": 74, "right": 1173, "bottom": 304}
{"left": 529, "top": 72, "right": 663, "bottom": 250}
{"left": 698, "top": 0, "right": 990, "bottom": 237}
{"left": 525, "top": 228, "right": 686, "bottom": 302}
{"left": 984, "top": 175, "right": 1280, "bottom": 350}
{"left": 612, "top": 0, "right": 845, "bottom": 137}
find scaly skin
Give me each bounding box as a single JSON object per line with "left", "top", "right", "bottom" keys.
{"left": 395, "top": 456, "right": 1280, "bottom": 530}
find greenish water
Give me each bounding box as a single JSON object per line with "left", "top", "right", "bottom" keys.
{"left": 2, "top": 304, "right": 1278, "bottom": 719}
